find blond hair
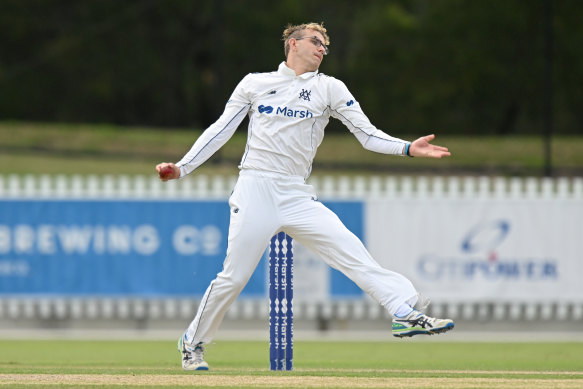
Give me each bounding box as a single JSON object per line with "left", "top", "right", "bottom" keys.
{"left": 282, "top": 22, "right": 330, "bottom": 58}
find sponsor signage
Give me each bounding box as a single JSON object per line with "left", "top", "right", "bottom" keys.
{"left": 0, "top": 199, "right": 363, "bottom": 298}
{"left": 366, "top": 198, "right": 582, "bottom": 302}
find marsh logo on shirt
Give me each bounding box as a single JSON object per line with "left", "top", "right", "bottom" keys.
{"left": 258, "top": 105, "right": 273, "bottom": 114}
{"left": 258, "top": 105, "right": 313, "bottom": 119}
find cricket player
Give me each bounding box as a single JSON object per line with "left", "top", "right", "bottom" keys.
{"left": 156, "top": 22, "right": 454, "bottom": 371}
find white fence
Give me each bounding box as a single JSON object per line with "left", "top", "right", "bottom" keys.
{"left": 1, "top": 174, "right": 582, "bottom": 324}
{"left": 1, "top": 297, "right": 582, "bottom": 323}
{"left": 1, "top": 174, "right": 581, "bottom": 199}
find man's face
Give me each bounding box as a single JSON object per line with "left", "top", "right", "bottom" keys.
{"left": 292, "top": 30, "right": 327, "bottom": 71}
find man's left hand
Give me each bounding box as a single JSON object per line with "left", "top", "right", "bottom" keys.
{"left": 409, "top": 134, "right": 451, "bottom": 159}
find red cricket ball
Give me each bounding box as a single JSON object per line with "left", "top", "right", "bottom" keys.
{"left": 159, "top": 165, "right": 175, "bottom": 179}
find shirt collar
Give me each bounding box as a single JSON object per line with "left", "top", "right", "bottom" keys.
{"left": 278, "top": 62, "right": 318, "bottom": 79}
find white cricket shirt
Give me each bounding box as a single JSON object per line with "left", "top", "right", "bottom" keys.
{"left": 177, "top": 62, "right": 409, "bottom": 179}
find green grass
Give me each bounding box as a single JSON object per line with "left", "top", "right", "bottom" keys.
{"left": 2, "top": 121, "right": 582, "bottom": 177}
{"left": 1, "top": 340, "right": 582, "bottom": 388}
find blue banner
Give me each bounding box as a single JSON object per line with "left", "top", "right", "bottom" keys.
{"left": 0, "top": 199, "right": 363, "bottom": 297}
{"left": 325, "top": 202, "right": 364, "bottom": 298}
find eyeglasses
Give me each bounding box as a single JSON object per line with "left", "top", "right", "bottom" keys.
{"left": 294, "top": 36, "right": 329, "bottom": 55}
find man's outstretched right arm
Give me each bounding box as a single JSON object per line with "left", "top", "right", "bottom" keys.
{"left": 155, "top": 76, "right": 253, "bottom": 181}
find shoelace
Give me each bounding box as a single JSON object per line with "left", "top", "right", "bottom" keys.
{"left": 182, "top": 342, "right": 205, "bottom": 364}
{"left": 410, "top": 312, "right": 435, "bottom": 329}
{"left": 396, "top": 310, "right": 435, "bottom": 329}
{"left": 192, "top": 345, "right": 205, "bottom": 364}
{"left": 415, "top": 314, "right": 435, "bottom": 328}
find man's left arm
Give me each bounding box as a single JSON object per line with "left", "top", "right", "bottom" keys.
{"left": 328, "top": 79, "right": 450, "bottom": 159}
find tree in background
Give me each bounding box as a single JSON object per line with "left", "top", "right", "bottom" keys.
{"left": 0, "top": 0, "right": 581, "bottom": 135}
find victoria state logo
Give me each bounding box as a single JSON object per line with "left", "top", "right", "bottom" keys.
{"left": 257, "top": 105, "right": 313, "bottom": 119}
{"left": 299, "top": 89, "right": 311, "bottom": 101}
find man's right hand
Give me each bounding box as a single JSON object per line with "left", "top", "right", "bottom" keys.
{"left": 155, "top": 163, "right": 180, "bottom": 181}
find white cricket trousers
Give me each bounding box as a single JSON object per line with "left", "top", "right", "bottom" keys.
{"left": 185, "top": 169, "right": 418, "bottom": 345}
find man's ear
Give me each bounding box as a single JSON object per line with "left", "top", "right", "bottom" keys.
{"left": 289, "top": 38, "right": 297, "bottom": 53}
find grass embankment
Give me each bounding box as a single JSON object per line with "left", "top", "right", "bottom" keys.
{"left": 1, "top": 121, "right": 581, "bottom": 177}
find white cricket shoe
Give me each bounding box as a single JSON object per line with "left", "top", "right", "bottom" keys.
{"left": 177, "top": 335, "right": 209, "bottom": 371}
{"left": 392, "top": 310, "right": 454, "bottom": 338}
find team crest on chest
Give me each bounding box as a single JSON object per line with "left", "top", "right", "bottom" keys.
{"left": 299, "top": 89, "right": 311, "bottom": 101}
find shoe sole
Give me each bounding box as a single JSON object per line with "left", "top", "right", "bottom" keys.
{"left": 393, "top": 322, "right": 455, "bottom": 338}
{"left": 183, "top": 366, "right": 209, "bottom": 371}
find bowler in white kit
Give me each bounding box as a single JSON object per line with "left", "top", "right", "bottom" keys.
{"left": 156, "top": 22, "right": 454, "bottom": 371}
